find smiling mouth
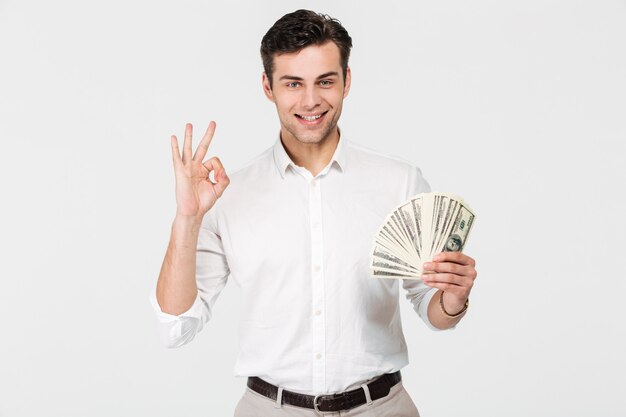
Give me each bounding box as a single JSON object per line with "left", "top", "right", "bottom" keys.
{"left": 295, "top": 111, "right": 328, "bottom": 121}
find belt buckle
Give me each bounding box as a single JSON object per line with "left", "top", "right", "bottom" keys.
{"left": 313, "top": 392, "right": 345, "bottom": 415}
{"left": 313, "top": 394, "right": 325, "bottom": 415}
{"left": 313, "top": 393, "right": 337, "bottom": 415}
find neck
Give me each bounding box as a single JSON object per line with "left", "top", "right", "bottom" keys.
{"left": 280, "top": 128, "right": 340, "bottom": 177}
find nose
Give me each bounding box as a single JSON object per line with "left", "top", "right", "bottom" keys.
{"left": 300, "top": 85, "right": 322, "bottom": 110}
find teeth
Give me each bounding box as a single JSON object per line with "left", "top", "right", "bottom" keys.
{"left": 299, "top": 114, "right": 323, "bottom": 121}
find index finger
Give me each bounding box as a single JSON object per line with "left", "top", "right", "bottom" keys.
{"left": 192, "top": 121, "right": 217, "bottom": 162}
{"left": 433, "top": 251, "right": 475, "bottom": 266}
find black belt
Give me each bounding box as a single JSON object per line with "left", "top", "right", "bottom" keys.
{"left": 246, "top": 371, "right": 401, "bottom": 412}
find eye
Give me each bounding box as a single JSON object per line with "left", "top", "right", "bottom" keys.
{"left": 287, "top": 81, "right": 301, "bottom": 88}
{"left": 320, "top": 80, "right": 333, "bottom": 87}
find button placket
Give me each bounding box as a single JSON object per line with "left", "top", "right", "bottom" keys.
{"left": 309, "top": 177, "right": 325, "bottom": 391}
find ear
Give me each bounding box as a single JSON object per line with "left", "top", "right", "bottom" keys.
{"left": 343, "top": 67, "right": 352, "bottom": 98}
{"left": 262, "top": 72, "right": 275, "bottom": 102}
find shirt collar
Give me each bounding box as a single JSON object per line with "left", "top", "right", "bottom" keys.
{"left": 272, "top": 129, "right": 347, "bottom": 179}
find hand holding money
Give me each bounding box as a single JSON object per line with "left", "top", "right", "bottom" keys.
{"left": 370, "top": 192, "right": 477, "bottom": 314}
{"left": 370, "top": 192, "right": 475, "bottom": 277}
{"left": 422, "top": 251, "right": 477, "bottom": 314}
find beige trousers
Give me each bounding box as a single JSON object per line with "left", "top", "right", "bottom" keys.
{"left": 233, "top": 381, "right": 420, "bottom": 417}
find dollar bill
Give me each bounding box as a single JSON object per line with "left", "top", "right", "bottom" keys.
{"left": 439, "top": 205, "right": 475, "bottom": 254}
{"left": 370, "top": 192, "right": 475, "bottom": 280}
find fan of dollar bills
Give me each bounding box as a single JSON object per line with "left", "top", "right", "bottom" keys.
{"left": 370, "top": 192, "right": 476, "bottom": 279}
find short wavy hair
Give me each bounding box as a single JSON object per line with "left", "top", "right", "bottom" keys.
{"left": 260, "top": 9, "right": 353, "bottom": 88}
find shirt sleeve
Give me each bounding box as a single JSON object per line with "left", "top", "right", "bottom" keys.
{"left": 405, "top": 164, "right": 430, "bottom": 198}
{"left": 149, "top": 209, "right": 230, "bottom": 348}
{"left": 403, "top": 280, "right": 442, "bottom": 331}
{"left": 401, "top": 165, "right": 454, "bottom": 331}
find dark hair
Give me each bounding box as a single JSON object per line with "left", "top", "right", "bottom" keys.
{"left": 260, "top": 9, "right": 353, "bottom": 88}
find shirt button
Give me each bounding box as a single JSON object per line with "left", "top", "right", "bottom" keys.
{"left": 315, "top": 353, "right": 322, "bottom": 360}
{"left": 314, "top": 309, "right": 321, "bottom": 316}
{"left": 313, "top": 265, "right": 321, "bottom": 272}
{"left": 311, "top": 180, "right": 317, "bottom": 187}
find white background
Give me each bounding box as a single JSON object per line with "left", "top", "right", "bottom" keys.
{"left": 1, "top": 0, "right": 625, "bottom": 416}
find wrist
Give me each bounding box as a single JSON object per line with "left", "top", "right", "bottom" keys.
{"left": 174, "top": 213, "right": 203, "bottom": 228}
{"left": 172, "top": 214, "right": 203, "bottom": 242}
{"left": 440, "top": 291, "right": 469, "bottom": 318}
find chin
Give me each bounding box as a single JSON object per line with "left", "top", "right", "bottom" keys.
{"left": 294, "top": 124, "right": 337, "bottom": 144}
{"left": 294, "top": 134, "right": 325, "bottom": 144}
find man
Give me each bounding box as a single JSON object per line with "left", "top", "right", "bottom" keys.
{"left": 152, "top": 9, "right": 477, "bottom": 416}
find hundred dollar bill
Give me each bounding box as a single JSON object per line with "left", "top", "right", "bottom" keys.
{"left": 395, "top": 202, "right": 422, "bottom": 258}
{"left": 409, "top": 196, "right": 424, "bottom": 256}
{"left": 370, "top": 192, "right": 476, "bottom": 280}
{"left": 371, "top": 268, "right": 421, "bottom": 279}
{"left": 376, "top": 227, "right": 417, "bottom": 265}
{"left": 371, "top": 244, "right": 420, "bottom": 273}
{"left": 438, "top": 205, "right": 475, "bottom": 254}
{"left": 432, "top": 197, "right": 461, "bottom": 256}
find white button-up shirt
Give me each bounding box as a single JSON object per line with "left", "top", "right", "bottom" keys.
{"left": 150, "top": 133, "right": 438, "bottom": 394}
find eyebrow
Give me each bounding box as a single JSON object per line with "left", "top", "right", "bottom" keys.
{"left": 278, "top": 71, "right": 340, "bottom": 81}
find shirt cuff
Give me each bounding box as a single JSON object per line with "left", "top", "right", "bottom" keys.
{"left": 418, "top": 287, "right": 455, "bottom": 331}
{"left": 149, "top": 290, "right": 208, "bottom": 348}
{"left": 149, "top": 290, "right": 205, "bottom": 322}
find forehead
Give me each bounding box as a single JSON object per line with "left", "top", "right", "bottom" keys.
{"left": 272, "top": 42, "right": 342, "bottom": 79}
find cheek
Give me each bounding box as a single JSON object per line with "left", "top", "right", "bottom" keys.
{"left": 325, "top": 90, "right": 345, "bottom": 107}
{"left": 274, "top": 97, "right": 297, "bottom": 114}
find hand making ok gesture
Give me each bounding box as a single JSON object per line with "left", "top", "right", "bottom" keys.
{"left": 170, "top": 122, "right": 230, "bottom": 218}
